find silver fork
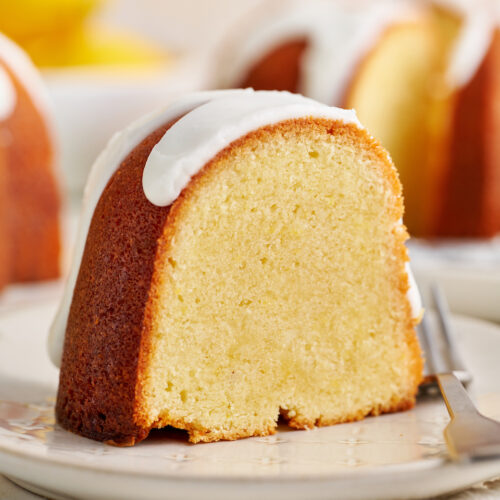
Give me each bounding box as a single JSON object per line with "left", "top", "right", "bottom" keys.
{"left": 418, "top": 284, "right": 500, "bottom": 462}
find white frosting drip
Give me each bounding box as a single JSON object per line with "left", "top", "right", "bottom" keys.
{"left": 439, "top": 0, "right": 498, "bottom": 87}
{"left": 406, "top": 262, "right": 422, "bottom": 320}
{"left": 0, "top": 66, "right": 16, "bottom": 120}
{"left": 223, "top": 0, "right": 497, "bottom": 97}
{"left": 48, "top": 89, "right": 251, "bottom": 367}
{"left": 143, "top": 90, "right": 360, "bottom": 206}
{"left": 48, "top": 89, "right": 422, "bottom": 367}
{"left": 220, "top": 2, "right": 318, "bottom": 92}
{"left": 0, "top": 33, "right": 55, "bottom": 132}
{"left": 221, "top": 0, "right": 421, "bottom": 105}
{"left": 301, "top": 2, "right": 420, "bottom": 104}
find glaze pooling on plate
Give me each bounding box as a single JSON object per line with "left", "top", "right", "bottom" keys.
{"left": 48, "top": 89, "right": 422, "bottom": 367}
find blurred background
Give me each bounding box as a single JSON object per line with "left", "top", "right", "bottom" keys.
{"left": 0, "top": 0, "right": 498, "bottom": 321}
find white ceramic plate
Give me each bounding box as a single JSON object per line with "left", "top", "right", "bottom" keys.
{"left": 0, "top": 300, "right": 500, "bottom": 500}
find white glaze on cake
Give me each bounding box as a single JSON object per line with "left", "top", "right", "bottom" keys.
{"left": 220, "top": 0, "right": 423, "bottom": 104}
{"left": 301, "top": 2, "right": 420, "bottom": 104}
{"left": 0, "top": 33, "right": 55, "bottom": 128}
{"left": 48, "top": 89, "right": 248, "bottom": 366}
{"left": 436, "top": 0, "right": 498, "bottom": 87}
{"left": 143, "top": 90, "right": 361, "bottom": 206}
{"left": 222, "top": 0, "right": 497, "bottom": 99}
{"left": 0, "top": 66, "right": 16, "bottom": 120}
{"left": 406, "top": 262, "right": 422, "bottom": 320}
{"left": 0, "top": 32, "right": 59, "bottom": 180}
{"left": 48, "top": 89, "right": 422, "bottom": 367}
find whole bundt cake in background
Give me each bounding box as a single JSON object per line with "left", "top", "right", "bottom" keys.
{"left": 220, "top": 0, "right": 499, "bottom": 238}
{"left": 49, "top": 89, "right": 422, "bottom": 446}
{"left": 0, "top": 33, "right": 61, "bottom": 291}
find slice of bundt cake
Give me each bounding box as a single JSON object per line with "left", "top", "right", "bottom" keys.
{"left": 49, "top": 89, "right": 422, "bottom": 445}
{"left": 0, "top": 33, "right": 61, "bottom": 290}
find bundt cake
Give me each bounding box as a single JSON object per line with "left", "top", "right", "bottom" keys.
{"left": 222, "top": 1, "right": 499, "bottom": 238}
{"left": 49, "top": 89, "right": 423, "bottom": 446}
{"left": 0, "top": 33, "right": 61, "bottom": 291}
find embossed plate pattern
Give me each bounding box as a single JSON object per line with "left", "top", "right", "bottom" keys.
{"left": 0, "top": 299, "right": 499, "bottom": 500}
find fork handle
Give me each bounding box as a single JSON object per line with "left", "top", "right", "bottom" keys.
{"left": 436, "top": 373, "right": 478, "bottom": 418}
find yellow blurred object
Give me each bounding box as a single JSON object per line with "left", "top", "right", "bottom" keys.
{"left": 0, "top": 0, "right": 99, "bottom": 41}
{"left": 23, "top": 26, "right": 168, "bottom": 68}
{"left": 0, "top": 0, "right": 168, "bottom": 68}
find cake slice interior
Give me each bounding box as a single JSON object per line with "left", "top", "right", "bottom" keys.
{"left": 136, "top": 119, "right": 422, "bottom": 443}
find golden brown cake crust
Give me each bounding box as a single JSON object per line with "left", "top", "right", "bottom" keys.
{"left": 434, "top": 29, "right": 500, "bottom": 237}
{"left": 56, "top": 120, "right": 181, "bottom": 446}
{"left": 0, "top": 150, "right": 8, "bottom": 290}
{"left": 0, "top": 61, "right": 60, "bottom": 287}
{"left": 238, "top": 38, "right": 308, "bottom": 93}
{"left": 57, "top": 118, "right": 421, "bottom": 446}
